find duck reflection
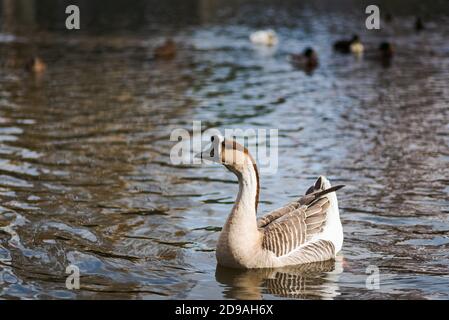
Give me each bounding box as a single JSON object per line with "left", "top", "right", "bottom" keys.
{"left": 215, "top": 256, "right": 343, "bottom": 299}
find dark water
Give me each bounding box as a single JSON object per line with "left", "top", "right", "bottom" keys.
{"left": 0, "top": 0, "right": 448, "bottom": 299}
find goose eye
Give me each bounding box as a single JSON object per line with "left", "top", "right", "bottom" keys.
{"left": 211, "top": 136, "right": 215, "bottom": 142}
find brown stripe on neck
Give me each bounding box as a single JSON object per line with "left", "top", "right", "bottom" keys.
{"left": 223, "top": 140, "right": 260, "bottom": 212}
{"left": 252, "top": 161, "right": 260, "bottom": 212}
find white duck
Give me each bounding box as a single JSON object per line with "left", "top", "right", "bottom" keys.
{"left": 199, "top": 136, "right": 344, "bottom": 269}
{"left": 250, "top": 29, "right": 278, "bottom": 46}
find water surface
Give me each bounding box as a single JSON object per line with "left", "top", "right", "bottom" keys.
{"left": 0, "top": 0, "right": 448, "bottom": 299}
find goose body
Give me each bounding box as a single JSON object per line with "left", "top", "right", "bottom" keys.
{"left": 200, "top": 136, "right": 344, "bottom": 269}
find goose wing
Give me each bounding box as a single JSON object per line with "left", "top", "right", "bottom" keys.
{"left": 260, "top": 196, "right": 330, "bottom": 257}
{"left": 259, "top": 178, "right": 344, "bottom": 258}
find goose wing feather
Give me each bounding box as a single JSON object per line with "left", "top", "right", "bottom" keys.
{"left": 260, "top": 196, "right": 330, "bottom": 257}
{"left": 258, "top": 177, "right": 344, "bottom": 259}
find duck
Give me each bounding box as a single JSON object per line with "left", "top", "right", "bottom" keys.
{"left": 378, "top": 42, "right": 394, "bottom": 59}
{"left": 198, "top": 135, "right": 344, "bottom": 269}
{"left": 250, "top": 29, "right": 278, "bottom": 46}
{"left": 154, "top": 39, "right": 176, "bottom": 59}
{"left": 25, "top": 57, "right": 46, "bottom": 74}
{"left": 365, "top": 42, "right": 394, "bottom": 67}
{"left": 290, "top": 47, "right": 319, "bottom": 72}
{"left": 415, "top": 17, "right": 425, "bottom": 32}
{"left": 333, "top": 35, "right": 364, "bottom": 54}
{"left": 377, "top": 42, "right": 394, "bottom": 67}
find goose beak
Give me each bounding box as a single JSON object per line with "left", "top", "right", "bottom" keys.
{"left": 195, "top": 144, "right": 219, "bottom": 163}
{"left": 194, "top": 152, "right": 203, "bottom": 160}
{"left": 196, "top": 138, "right": 221, "bottom": 163}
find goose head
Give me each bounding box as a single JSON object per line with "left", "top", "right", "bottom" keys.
{"left": 198, "top": 135, "right": 257, "bottom": 176}
{"left": 198, "top": 135, "right": 260, "bottom": 211}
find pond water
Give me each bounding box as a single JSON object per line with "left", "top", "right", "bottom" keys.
{"left": 0, "top": 0, "right": 448, "bottom": 299}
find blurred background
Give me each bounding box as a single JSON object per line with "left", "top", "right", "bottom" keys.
{"left": 0, "top": 0, "right": 448, "bottom": 299}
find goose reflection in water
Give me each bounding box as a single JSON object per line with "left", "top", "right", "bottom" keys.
{"left": 215, "top": 256, "right": 343, "bottom": 299}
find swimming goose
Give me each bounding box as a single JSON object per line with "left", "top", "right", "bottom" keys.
{"left": 199, "top": 136, "right": 344, "bottom": 269}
